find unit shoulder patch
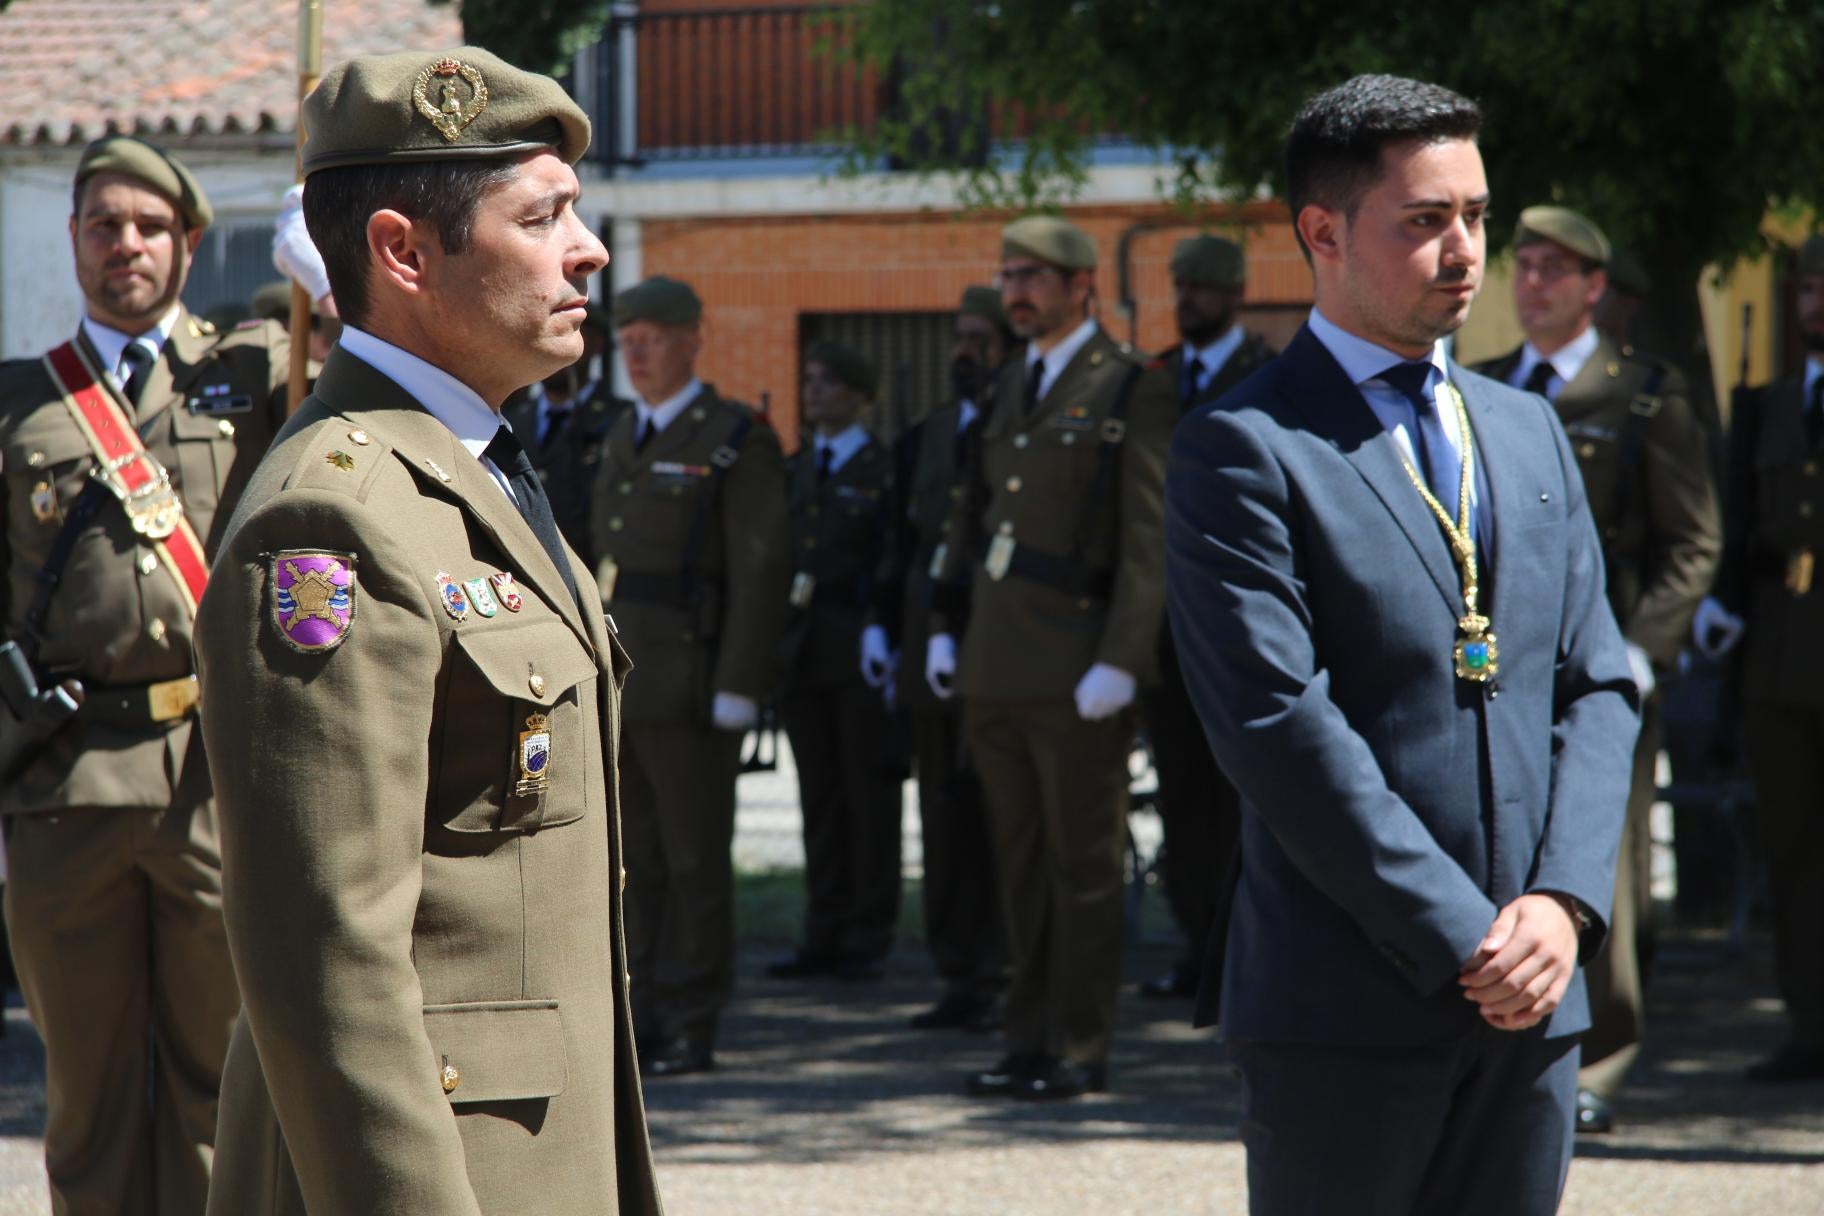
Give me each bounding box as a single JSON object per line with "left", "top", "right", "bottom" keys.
{"left": 271, "top": 550, "right": 356, "bottom": 653}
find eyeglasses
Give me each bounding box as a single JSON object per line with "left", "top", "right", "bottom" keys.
{"left": 1513, "top": 255, "right": 1589, "bottom": 284}
{"left": 995, "top": 264, "right": 1061, "bottom": 291}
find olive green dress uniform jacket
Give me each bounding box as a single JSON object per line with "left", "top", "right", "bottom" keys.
{"left": 193, "top": 349, "right": 661, "bottom": 1216}
{"left": 1477, "top": 336, "right": 1720, "bottom": 666}
{"left": 942, "top": 328, "right": 1176, "bottom": 696}
{"left": 782, "top": 434, "right": 895, "bottom": 688}
{"left": 503, "top": 383, "right": 627, "bottom": 561}
{"left": 878, "top": 400, "right": 975, "bottom": 711}
{"left": 592, "top": 387, "right": 789, "bottom": 722}
{"left": 0, "top": 311, "right": 290, "bottom": 809}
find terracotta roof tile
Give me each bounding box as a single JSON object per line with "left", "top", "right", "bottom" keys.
{"left": 0, "top": 0, "right": 466, "bottom": 147}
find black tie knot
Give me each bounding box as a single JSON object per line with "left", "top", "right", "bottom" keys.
{"left": 118, "top": 340, "right": 157, "bottom": 405}
{"left": 1379, "top": 360, "right": 1435, "bottom": 414}
{"left": 483, "top": 425, "right": 535, "bottom": 477}
{"left": 1523, "top": 361, "right": 1556, "bottom": 399}
{"left": 816, "top": 444, "right": 834, "bottom": 483}
{"left": 1182, "top": 354, "right": 1206, "bottom": 401}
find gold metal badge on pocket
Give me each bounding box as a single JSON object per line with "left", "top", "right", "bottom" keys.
{"left": 596, "top": 556, "right": 619, "bottom": 603}
{"left": 790, "top": 571, "right": 816, "bottom": 608}
{"left": 515, "top": 713, "right": 552, "bottom": 796}
{"left": 985, "top": 534, "right": 1016, "bottom": 581}
{"left": 29, "top": 480, "right": 57, "bottom": 524}
{"left": 1786, "top": 546, "right": 1815, "bottom": 597}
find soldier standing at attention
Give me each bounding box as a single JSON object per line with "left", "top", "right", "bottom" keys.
{"left": 1475, "top": 207, "right": 1720, "bottom": 1131}
{"left": 769, "top": 340, "right": 903, "bottom": 983}
{"left": 1139, "top": 234, "right": 1276, "bottom": 1002}
{"left": 929, "top": 216, "right": 1176, "bottom": 1100}
{"left": 591, "top": 275, "right": 790, "bottom": 1076}
{"left": 872, "top": 286, "right": 1014, "bottom": 1030}
{"left": 1696, "top": 234, "right": 1824, "bottom": 1084}
{"left": 191, "top": 47, "right": 661, "bottom": 1214}
{"left": 505, "top": 302, "right": 622, "bottom": 555}
{"left": 0, "top": 136, "right": 291, "bottom": 1215}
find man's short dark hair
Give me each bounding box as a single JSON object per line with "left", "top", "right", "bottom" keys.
{"left": 302, "top": 159, "right": 519, "bottom": 328}
{"left": 1283, "top": 75, "right": 1482, "bottom": 257}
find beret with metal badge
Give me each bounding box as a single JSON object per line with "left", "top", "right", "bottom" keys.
{"left": 75, "top": 136, "right": 212, "bottom": 230}
{"left": 1515, "top": 205, "right": 1611, "bottom": 266}
{"left": 613, "top": 276, "right": 703, "bottom": 327}
{"left": 1002, "top": 215, "right": 1098, "bottom": 271}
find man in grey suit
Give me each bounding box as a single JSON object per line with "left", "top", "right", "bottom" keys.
{"left": 1165, "top": 75, "right": 1638, "bottom": 1214}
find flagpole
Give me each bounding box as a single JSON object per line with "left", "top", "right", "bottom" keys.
{"left": 288, "top": 0, "right": 324, "bottom": 414}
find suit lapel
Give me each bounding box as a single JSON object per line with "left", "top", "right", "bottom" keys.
{"left": 312, "top": 351, "right": 595, "bottom": 652}
{"left": 1282, "top": 326, "right": 1461, "bottom": 613}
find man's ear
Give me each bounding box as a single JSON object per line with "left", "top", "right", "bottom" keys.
{"left": 1297, "top": 204, "right": 1344, "bottom": 267}
{"left": 1585, "top": 268, "right": 1609, "bottom": 313}
{"left": 368, "top": 209, "right": 435, "bottom": 301}
{"left": 184, "top": 226, "right": 205, "bottom": 256}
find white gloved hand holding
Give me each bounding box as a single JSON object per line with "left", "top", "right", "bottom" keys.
{"left": 272, "top": 183, "right": 333, "bottom": 304}
{"left": 925, "top": 633, "right": 957, "bottom": 701}
{"left": 711, "top": 691, "right": 758, "bottom": 733}
{"left": 1624, "top": 643, "right": 1657, "bottom": 700}
{"left": 860, "top": 624, "right": 894, "bottom": 689}
{"left": 1691, "top": 596, "right": 1744, "bottom": 660}
{"left": 1074, "top": 662, "right": 1137, "bottom": 721}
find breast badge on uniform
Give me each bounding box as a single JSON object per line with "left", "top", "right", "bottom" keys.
{"left": 464, "top": 576, "right": 501, "bottom": 617}
{"left": 436, "top": 571, "right": 471, "bottom": 621}
{"left": 515, "top": 712, "right": 552, "bottom": 796}
{"left": 30, "top": 480, "right": 58, "bottom": 524}
{"left": 271, "top": 551, "right": 356, "bottom": 653}
{"left": 489, "top": 571, "right": 525, "bottom": 612}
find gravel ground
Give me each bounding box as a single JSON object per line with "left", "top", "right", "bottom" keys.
{"left": 0, "top": 751, "right": 1816, "bottom": 1212}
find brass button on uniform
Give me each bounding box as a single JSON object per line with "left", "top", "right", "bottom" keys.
{"left": 529, "top": 674, "right": 547, "bottom": 698}
{"left": 607, "top": 517, "right": 624, "bottom": 532}
{"left": 348, "top": 429, "right": 370, "bottom": 446}
{"left": 1577, "top": 442, "right": 1597, "bottom": 459}
{"left": 1061, "top": 433, "right": 1077, "bottom": 446}
{"left": 440, "top": 1063, "right": 460, "bottom": 1094}
{"left": 147, "top": 618, "right": 167, "bottom": 642}
{"left": 1006, "top": 476, "right": 1023, "bottom": 493}
{"left": 26, "top": 450, "right": 45, "bottom": 469}
{"left": 1807, "top": 462, "right": 1818, "bottom": 477}
{"left": 1013, "top": 434, "right": 1029, "bottom": 449}
{"left": 619, "top": 481, "right": 634, "bottom": 494}
{"left": 998, "top": 521, "right": 1014, "bottom": 536}
{"left": 139, "top": 554, "right": 159, "bottom": 575}
{"left": 217, "top": 419, "right": 236, "bottom": 438}
{"left": 1802, "top": 503, "right": 1816, "bottom": 519}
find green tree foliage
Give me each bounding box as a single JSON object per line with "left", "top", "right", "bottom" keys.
{"left": 428, "top": 0, "right": 614, "bottom": 76}
{"left": 850, "top": 0, "right": 1824, "bottom": 377}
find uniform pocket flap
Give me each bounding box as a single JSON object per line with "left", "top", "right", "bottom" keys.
{"left": 423, "top": 999, "right": 567, "bottom": 1105}
{"left": 453, "top": 619, "right": 598, "bottom": 707}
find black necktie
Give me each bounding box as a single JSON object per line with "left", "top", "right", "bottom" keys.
{"left": 816, "top": 444, "right": 834, "bottom": 485}
{"left": 1809, "top": 378, "right": 1824, "bottom": 451}
{"left": 1024, "top": 359, "right": 1046, "bottom": 419}
{"left": 634, "top": 414, "right": 654, "bottom": 453}
{"left": 118, "top": 340, "right": 156, "bottom": 407}
{"left": 1182, "top": 354, "right": 1206, "bottom": 404}
{"left": 1522, "top": 361, "right": 1556, "bottom": 400}
{"left": 1381, "top": 361, "right": 1490, "bottom": 561}
{"left": 483, "top": 426, "right": 581, "bottom": 611}
{"left": 955, "top": 413, "right": 978, "bottom": 472}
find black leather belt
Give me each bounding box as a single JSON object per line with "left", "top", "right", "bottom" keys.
{"left": 980, "top": 534, "right": 1113, "bottom": 600}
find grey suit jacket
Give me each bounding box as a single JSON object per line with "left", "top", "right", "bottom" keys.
{"left": 1165, "top": 324, "right": 1638, "bottom": 1044}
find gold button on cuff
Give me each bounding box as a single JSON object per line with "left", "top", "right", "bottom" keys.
{"left": 529, "top": 674, "right": 547, "bottom": 698}
{"left": 217, "top": 419, "right": 236, "bottom": 438}
{"left": 147, "top": 618, "right": 167, "bottom": 642}
{"left": 440, "top": 1063, "right": 460, "bottom": 1094}
{"left": 348, "top": 429, "right": 370, "bottom": 445}
{"left": 139, "top": 554, "right": 159, "bottom": 575}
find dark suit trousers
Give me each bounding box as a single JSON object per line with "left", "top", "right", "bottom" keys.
{"left": 1232, "top": 1027, "right": 1579, "bottom": 1216}
{"left": 1142, "top": 654, "right": 1241, "bottom": 969}
{"left": 620, "top": 723, "right": 743, "bottom": 1044}
{"left": 1743, "top": 701, "right": 1824, "bottom": 1051}
{"left": 782, "top": 679, "right": 904, "bottom": 960}
{"left": 965, "top": 698, "right": 1129, "bottom": 1065}
{"left": 910, "top": 705, "right": 1005, "bottom": 997}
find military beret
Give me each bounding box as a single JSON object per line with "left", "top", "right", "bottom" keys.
{"left": 958, "top": 284, "right": 1011, "bottom": 334}
{"left": 302, "top": 46, "right": 590, "bottom": 175}
{"left": 804, "top": 339, "right": 876, "bottom": 397}
{"left": 613, "top": 276, "right": 702, "bottom": 327}
{"left": 74, "top": 136, "right": 212, "bottom": 230}
{"left": 1515, "top": 205, "right": 1610, "bottom": 266}
{"left": 1800, "top": 235, "right": 1824, "bottom": 278}
{"left": 1604, "top": 248, "right": 1651, "bottom": 298}
{"left": 1170, "top": 234, "right": 1246, "bottom": 289}
{"left": 1002, "top": 215, "right": 1098, "bottom": 271}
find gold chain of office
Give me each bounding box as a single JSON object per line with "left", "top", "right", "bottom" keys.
{"left": 1398, "top": 382, "right": 1499, "bottom": 683}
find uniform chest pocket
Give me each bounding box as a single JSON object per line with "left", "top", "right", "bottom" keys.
{"left": 434, "top": 619, "right": 599, "bottom": 835}
{"left": 4, "top": 425, "right": 91, "bottom": 542}
{"left": 167, "top": 404, "right": 236, "bottom": 518}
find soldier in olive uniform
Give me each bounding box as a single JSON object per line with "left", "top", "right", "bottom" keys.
{"left": 872, "top": 286, "right": 1014, "bottom": 1029}
{"left": 770, "top": 340, "right": 903, "bottom": 983}
{"left": 930, "top": 217, "right": 1176, "bottom": 1100}
{"left": 1697, "top": 234, "right": 1824, "bottom": 1084}
{"left": 191, "top": 47, "right": 661, "bottom": 1214}
{"left": 1476, "top": 206, "right": 1721, "bottom": 1128}
{"left": 505, "top": 302, "right": 623, "bottom": 555}
{"left": 0, "top": 137, "right": 290, "bottom": 1215}
{"left": 1139, "top": 235, "right": 1276, "bottom": 1001}
{"left": 590, "top": 275, "right": 789, "bottom": 1075}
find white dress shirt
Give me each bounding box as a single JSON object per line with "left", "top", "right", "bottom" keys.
{"left": 1509, "top": 324, "right": 1600, "bottom": 399}
{"left": 337, "top": 325, "right": 516, "bottom": 504}
{"left": 633, "top": 377, "right": 704, "bottom": 439}
{"left": 813, "top": 422, "right": 869, "bottom": 473}
{"left": 957, "top": 398, "right": 979, "bottom": 432}
{"left": 84, "top": 307, "right": 180, "bottom": 389}
{"left": 1181, "top": 323, "right": 1248, "bottom": 396}
{"left": 1023, "top": 317, "right": 1100, "bottom": 402}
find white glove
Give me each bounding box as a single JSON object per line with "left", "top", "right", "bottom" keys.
{"left": 272, "top": 183, "right": 332, "bottom": 303}
{"left": 1074, "top": 662, "right": 1136, "bottom": 721}
{"left": 711, "top": 691, "right": 758, "bottom": 732}
{"left": 1624, "top": 643, "right": 1657, "bottom": 699}
{"left": 860, "top": 624, "right": 894, "bottom": 688}
{"left": 925, "top": 633, "right": 957, "bottom": 701}
{"left": 1691, "top": 596, "right": 1744, "bottom": 660}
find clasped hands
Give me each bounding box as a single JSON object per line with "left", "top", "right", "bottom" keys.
{"left": 1457, "top": 892, "right": 1582, "bottom": 1032}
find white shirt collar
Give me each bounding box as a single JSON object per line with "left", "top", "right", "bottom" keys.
{"left": 1515, "top": 324, "right": 1600, "bottom": 394}
{"left": 814, "top": 422, "right": 869, "bottom": 472}
{"left": 1182, "top": 324, "right": 1247, "bottom": 387}
{"left": 957, "top": 398, "right": 979, "bottom": 431}
{"left": 1306, "top": 307, "right": 1448, "bottom": 388}
{"left": 1023, "top": 317, "right": 1100, "bottom": 401}
{"left": 337, "top": 325, "right": 503, "bottom": 469}
{"left": 634, "top": 377, "right": 704, "bottom": 435}
{"left": 1805, "top": 356, "right": 1824, "bottom": 408}
{"left": 83, "top": 306, "right": 180, "bottom": 385}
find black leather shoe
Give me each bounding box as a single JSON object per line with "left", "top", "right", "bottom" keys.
{"left": 1138, "top": 964, "right": 1198, "bottom": 1000}
{"left": 963, "top": 1052, "right": 1040, "bottom": 1097}
{"left": 1014, "top": 1057, "right": 1107, "bottom": 1101}
{"left": 910, "top": 992, "right": 996, "bottom": 1030}
{"left": 765, "top": 950, "right": 839, "bottom": 980}
{"left": 1746, "top": 1044, "right": 1824, "bottom": 1083}
{"left": 1574, "top": 1088, "right": 1614, "bottom": 1134}
{"left": 642, "top": 1037, "right": 715, "bottom": 1078}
